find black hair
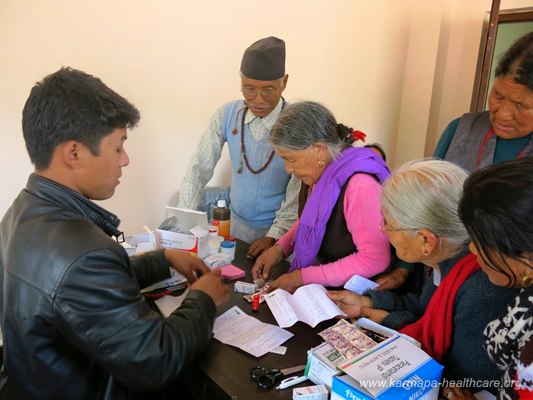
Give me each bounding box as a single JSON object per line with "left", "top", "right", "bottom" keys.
{"left": 22, "top": 67, "right": 140, "bottom": 170}
{"left": 364, "top": 143, "right": 387, "bottom": 161}
{"left": 458, "top": 157, "right": 533, "bottom": 287}
{"left": 495, "top": 31, "right": 533, "bottom": 92}
{"left": 336, "top": 123, "right": 355, "bottom": 148}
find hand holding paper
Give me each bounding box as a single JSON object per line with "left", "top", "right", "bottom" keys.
{"left": 264, "top": 284, "right": 347, "bottom": 328}
{"left": 343, "top": 275, "right": 378, "bottom": 295}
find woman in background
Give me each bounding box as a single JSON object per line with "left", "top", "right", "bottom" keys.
{"left": 376, "top": 31, "right": 533, "bottom": 292}
{"left": 252, "top": 101, "right": 391, "bottom": 293}
{"left": 435, "top": 32, "right": 533, "bottom": 171}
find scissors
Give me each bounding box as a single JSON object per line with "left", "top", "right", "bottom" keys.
{"left": 249, "top": 364, "right": 306, "bottom": 390}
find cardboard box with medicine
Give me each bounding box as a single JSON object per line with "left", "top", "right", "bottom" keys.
{"left": 293, "top": 384, "right": 329, "bottom": 400}
{"left": 306, "top": 318, "right": 442, "bottom": 400}
{"left": 156, "top": 207, "right": 209, "bottom": 258}
{"left": 331, "top": 336, "right": 442, "bottom": 400}
{"left": 305, "top": 341, "right": 346, "bottom": 391}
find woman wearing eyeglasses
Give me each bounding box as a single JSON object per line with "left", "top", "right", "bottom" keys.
{"left": 328, "top": 158, "right": 518, "bottom": 393}
{"left": 251, "top": 101, "right": 391, "bottom": 293}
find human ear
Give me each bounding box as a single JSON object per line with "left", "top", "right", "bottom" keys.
{"left": 417, "top": 229, "right": 439, "bottom": 256}
{"left": 281, "top": 74, "right": 289, "bottom": 90}
{"left": 62, "top": 141, "right": 82, "bottom": 167}
{"left": 312, "top": 142, "right": 328, "bottom": 155}
{"left": 312, "top": 142, "right": 328, "bottom": 166}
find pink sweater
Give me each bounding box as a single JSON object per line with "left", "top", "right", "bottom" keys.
{"left": 277, "top": 173, "right": 390, "bottom": 287}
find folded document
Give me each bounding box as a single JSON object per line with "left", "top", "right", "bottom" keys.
{"left": 263, "top": 284, "right": 347, "bottom": 328}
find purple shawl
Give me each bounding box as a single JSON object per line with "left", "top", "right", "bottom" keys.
{"left": 289, "top": 147, "right": 391, "bottom": 271}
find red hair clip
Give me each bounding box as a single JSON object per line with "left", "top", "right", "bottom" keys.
{"left": 351, "top": 130, "right": 367, "bottom": 142}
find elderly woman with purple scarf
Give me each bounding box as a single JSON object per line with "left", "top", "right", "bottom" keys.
{"left": 252, "top": 101, "right": 391, "bottom": 293}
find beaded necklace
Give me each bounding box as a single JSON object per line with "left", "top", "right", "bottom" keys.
{"left": 232, "top": 99, "right": 286, "bottom": 174}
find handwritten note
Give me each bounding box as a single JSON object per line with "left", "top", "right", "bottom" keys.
{"left": 263, "top": 284, "right": 347, "bottom": 328}
{"left": 213, "top": 306, "right": 294, "bottom": 357}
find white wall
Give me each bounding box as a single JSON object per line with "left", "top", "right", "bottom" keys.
{"left": 0, "top": 0, "right": 529, "bottom": 235}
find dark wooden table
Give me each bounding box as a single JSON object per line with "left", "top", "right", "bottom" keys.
{"left": 181, "top": 239, "right": 334, "bottom": 400}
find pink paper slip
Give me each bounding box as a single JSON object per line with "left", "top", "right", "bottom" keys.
{"left": 219, "top": 264, "right": 245, "bottom": 281}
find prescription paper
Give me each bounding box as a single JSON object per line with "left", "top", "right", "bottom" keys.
{"left": 213, "top": 306, "right": 294, "bottom": 357}
{"left": 264, "top": 284, "right": 347, "bottom": 328}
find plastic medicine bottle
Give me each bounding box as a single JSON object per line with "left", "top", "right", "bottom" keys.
{"left": 212, "top": 200, "right": 231, "bottom": 240}
{"left": 206, "top": 225, "right": 221, "bottom": 255}
{"left": 220, "top": 240, "right": 236, "bottom": 261}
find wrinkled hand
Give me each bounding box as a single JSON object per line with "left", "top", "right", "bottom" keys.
{"left": 327, "top": 290, "right": 373, "bottom": 318}
{"left": 265, "top": 270, "right": 303, "bottom": 294}
{"left": 373, "top": 267, "right": 411, "bottom": 291}
{"left": 252, "top": 244, "right": 284, "bottom": 280}
{"left": 190, "top": 268, "right": 230, "bottom": 307}
{"left": 164, "top": 249, "right": 210, "bottom": 283}
{"left": 361, "top": 308, "right": 389, "bottom": 324}
{"left": 247, "top": 236, "right": 276, "bottom": 259}
{"left": 439, "top": 386, "right": 476, "bottom": 400}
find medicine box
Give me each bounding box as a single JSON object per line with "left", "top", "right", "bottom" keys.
{"left": 306, "top": 318, "right": 403, "bottom": 391}
{"left": 305, "top": 341, "right": 346, "bottom": 391}
{"left": 156, "top": 207, "right": 209, "bottom": 258}
{"left": 156, "top": 226, "right": 209, "bottom": 259}
{"left": 204, "top": 252, "right": 232, "bottom": 269}
{"left": 293, "top": 384, "right": 328, "bottom": 400}
{"left": 331, "top": 336, "right": 443, "bottom": 400}
{"left": 234, "top": 281, "right": 257, "bottom": 294}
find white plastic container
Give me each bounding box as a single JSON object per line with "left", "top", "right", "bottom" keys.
{"left": 207, "top": 239, "right": 220, "bottom": 256}
{"left": 208, "top": 225, "right": 219, "bottom": 237}
{"left": 220, "top": 240, "right": 235, "bottom": 261}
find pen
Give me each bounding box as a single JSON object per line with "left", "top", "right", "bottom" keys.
{"left": 276, "top": 375, "right": 308, "bottom": 390}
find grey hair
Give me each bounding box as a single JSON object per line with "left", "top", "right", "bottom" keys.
{"left": 381, "top": 158, "right": 469, "bottom": 252}
{"left": 270, "top": 101, "right": 352, "bottom": 159}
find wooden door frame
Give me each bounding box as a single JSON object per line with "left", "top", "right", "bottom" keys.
{"left": 470, "top": 4, "right": 533, "bottom": 112}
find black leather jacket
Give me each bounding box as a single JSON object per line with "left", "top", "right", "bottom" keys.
{"left": 0, "top": 174, "right": 216, "bottom": 399}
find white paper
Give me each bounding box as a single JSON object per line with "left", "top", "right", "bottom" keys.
{"left": 126, "top": 233, "right": 152, "bottom": 246}
{"left": 263, "top": 284, "right": 347, "bottom": 328}
{"left": 213, "top": 306, "right": 294, "bottom": 357}
{"left": 136, "top": 241, "right": 155, "bottom": 254}
{"left": 270, "top": 346, "right": 287, "bottom": 355}
{"left": 343, "top": 275, "right": 378, "bottom": 295}
{"left": 154, "top": 288, "right": 190, "bottom": 317}
{"left": 140, "top": 268, "right": 187, "bottom": 293}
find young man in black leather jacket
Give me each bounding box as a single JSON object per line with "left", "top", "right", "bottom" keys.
{"left": 0, "top": 67, "right": 229, "bottom": 399}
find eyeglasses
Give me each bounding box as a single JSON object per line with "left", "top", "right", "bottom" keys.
{"left": 378, "top": 221, "right": 419, "bottom": 234}
{"left": 241, "top": 87, "right": 280, "bottom": 100}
